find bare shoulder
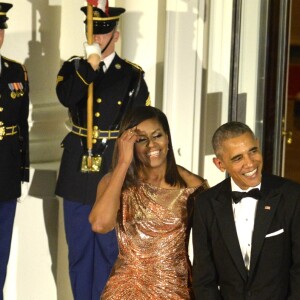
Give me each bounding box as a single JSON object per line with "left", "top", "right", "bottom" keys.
{"left": 177, "top": 165, "right": 207, "bottom": 188}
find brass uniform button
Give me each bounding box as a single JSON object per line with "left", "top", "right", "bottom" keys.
{"left": 0, "top": 107, "right": 3, "bottom": 112}
{"left": 117, "top": 101, "right": 122, "bottom": 105}
{"left": 95, "top": 112, "right": 100, "bottom": 117}
{"left": 93, "top": 125, "right": 99, "bottom": 130}
{"left": 96, "top": 98, "right": 102, "bottom": 103}
{"left": 92, "top": 139, "right": 97, "bottom": 144}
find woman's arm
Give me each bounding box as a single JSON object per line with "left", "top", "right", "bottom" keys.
{"left": 89, "top": 127, "right": 138, "bottom": 233}
{"left": 89, "top": 163, "right": 128, "bottom": 233}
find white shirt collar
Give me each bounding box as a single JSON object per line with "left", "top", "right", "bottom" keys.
{"left": 102, "top": 52, "right": 115, "bottom": 70}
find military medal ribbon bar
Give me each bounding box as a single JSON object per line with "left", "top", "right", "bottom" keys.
{"left": 8, "top": 82, "right": 24, "bottom": 98}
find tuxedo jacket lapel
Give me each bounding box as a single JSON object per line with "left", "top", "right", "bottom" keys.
{"left": 249, "top": 176, "right": 282, "bottom": 280}
{"left": 212, "top": 179, "right": 248, "bottom": 281}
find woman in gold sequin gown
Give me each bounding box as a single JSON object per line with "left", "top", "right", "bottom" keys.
{"left": 89, "top": 106, "right": 208, "bottom": 299}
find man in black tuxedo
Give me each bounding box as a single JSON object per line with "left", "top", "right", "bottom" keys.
{"left": 192, "top": 121, "right": 300, "bottom": 299}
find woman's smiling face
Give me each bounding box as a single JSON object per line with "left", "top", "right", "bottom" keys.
{"left": 134, "top": 118, "right": 169, "bottom": 169}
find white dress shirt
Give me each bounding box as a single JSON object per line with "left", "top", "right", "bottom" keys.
{"left": 231, "top": 179, "right": 261, "bottom": 270}
{"left": 101, "top": 52, "right": 115, "bottom": 73}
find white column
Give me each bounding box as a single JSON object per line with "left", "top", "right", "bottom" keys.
{"left": 201, "top": 0, "right": 234, "bottom": 186}
{"left": 163, "top": 0, "right": 206, "bottom": 174}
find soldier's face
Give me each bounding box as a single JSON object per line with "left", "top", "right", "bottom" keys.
{"left": 0, "top": 29, "right": 4, "bottom": 49}
{"left": 93, "top": 30, "right": 119, "bottom": 58}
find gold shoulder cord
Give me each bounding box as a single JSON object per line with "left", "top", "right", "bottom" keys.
{"left": 22, "top": 65, "right": 28, "bottom": 81}
{"left": 125, "top": 59, "right": 144, "bottom": 72}
{"left": 56, "top": 75, "right": 64, "bottom": 85}
{"left": 125, "top": 60, "right": 151, "bottom": 106}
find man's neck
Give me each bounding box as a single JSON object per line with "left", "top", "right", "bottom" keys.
{"left": 231, "top": 178, "right": 261, "bottom": 192}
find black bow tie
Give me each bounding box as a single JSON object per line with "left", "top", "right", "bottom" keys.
{"left": 231, "top": 188, "right": 261, "bottom": 204}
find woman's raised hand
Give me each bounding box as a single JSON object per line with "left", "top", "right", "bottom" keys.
{"left": 117, "top": 127, "right": 138, "bottom": 165}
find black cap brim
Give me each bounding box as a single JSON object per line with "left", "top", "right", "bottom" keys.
{"left": 0, "top": 2, "right": 13, "bottom": 29}
{"left": 81, "top": 6, "right": 125, "bottom": 34}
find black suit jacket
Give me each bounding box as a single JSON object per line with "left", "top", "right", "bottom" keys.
{"left": 192, "top": 173, "right": 300, "bottom": 300}
{"left": 55, "top": 54, "right": 149, "bottom": 205}
{"left": 0, "top": 56, "right": 30, "bottom": 201}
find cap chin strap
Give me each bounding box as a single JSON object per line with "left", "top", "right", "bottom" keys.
{"left": 101, "top": 28, "right": 116, "bottom": 54}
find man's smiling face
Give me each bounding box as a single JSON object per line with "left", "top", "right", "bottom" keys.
{"left": 213, "top": 132, "right": 263, "bottom": 190}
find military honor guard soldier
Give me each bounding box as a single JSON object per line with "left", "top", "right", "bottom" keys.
{"left": 0, "top": 3, "right": 30, "bottom": 300}
{"left": 55, "top": 1, "right": 150, "bottom": 299}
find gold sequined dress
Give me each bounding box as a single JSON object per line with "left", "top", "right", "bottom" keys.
{"left": 101, "top": 182, "right": 206, "bottom": 300}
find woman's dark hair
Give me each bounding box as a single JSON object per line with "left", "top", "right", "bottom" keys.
{"left": 112, "top": 106, "right": 186, "bottom": 189}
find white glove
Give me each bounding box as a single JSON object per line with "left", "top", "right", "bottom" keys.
{"left": 83, "top": 42, "right": 102, "bottom": 59}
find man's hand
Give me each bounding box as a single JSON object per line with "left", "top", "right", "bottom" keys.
{"left": 84, "top": 42, "right": 102, "bottom": 71}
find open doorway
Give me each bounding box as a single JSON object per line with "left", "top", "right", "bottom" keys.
{"left": 285, "top": 0, "right": 300, "bottom": 183}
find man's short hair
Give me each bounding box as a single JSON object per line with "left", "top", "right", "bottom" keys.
{"left": 212, "top": 121, "right": 255, "bottom": 156}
